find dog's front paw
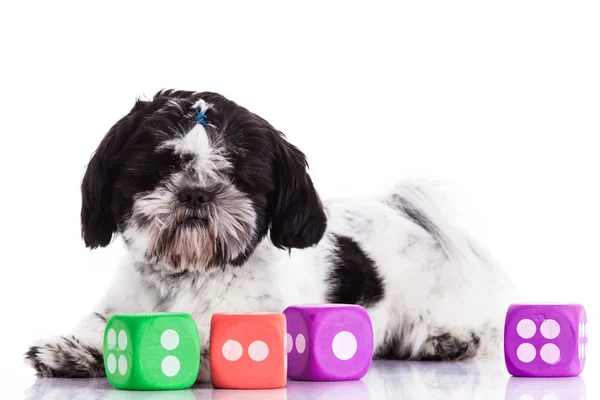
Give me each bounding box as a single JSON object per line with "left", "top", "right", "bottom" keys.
{"left": 25, "top": 336, "right": 105, "bottom": 378}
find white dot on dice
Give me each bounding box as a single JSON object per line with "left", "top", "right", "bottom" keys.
{"left": 516, "top": 343, "right": 536, "bottom": 363}
{"left": 118, "top": 354, "right": 128, "bottom": 375}
{"left": 516, "top": 319, "right": 536, "bottom": 339}
{"left": 118, "top": 330, "right": 128, "bottom": 350}
{"left": 540, "top": 343, "right": 560, "bottom": 364}
{"left": 540, "top": 319, "right": 560, "bottom": 339}
{"left": 248, "top": 340, "right": 269, "bottom": 362}
{"left": 107, "top": 329, "right": 116, "bottom": 349}
{"left": 107, "top": 353, "right": 116, "bottom": 374}
{"left": 296, "top": 334, "right": 306, "bottom": 354}
{"left": 332, "top": 331, "right": 358, "bottom": 360}
{"left": 161, "top": 355, "right": 181, "bottom": 377}
{"left": 222, "top": 339, "right": 243, "bottom": 361}
{"left": 286, "top": 333, "right": 293, "bottom": 353}
{"left": 161, "top": 329, "right": 180, "bottom": 351}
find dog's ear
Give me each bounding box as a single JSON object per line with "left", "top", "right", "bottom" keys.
{"left": 269, "top": 136, "right": 327, "bottom": 249}
{"left": 81, "top": 100, "right": 148, "bottom": 248}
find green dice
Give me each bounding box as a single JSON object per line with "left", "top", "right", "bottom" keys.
{"left": 103, "top": 313, "right": 200, "bottom": 390}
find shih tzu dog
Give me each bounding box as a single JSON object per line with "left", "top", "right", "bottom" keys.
{"left": 26, "top": 90, "right": 510, "bottom": 381}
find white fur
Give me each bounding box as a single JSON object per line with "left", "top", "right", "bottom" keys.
{"left": 28, "top": 183, "right": 510, "bottom": 381}
{"left": 124, "top": 170, "right": 258, "bottom": 266}
{"left": 45, "top": 183, "right": 508, "bottom": 379}
{"left": 158, "top": 126, "right": 232, "bottom": 186}
{"left": 193, "top": 98, "right": 212, "bottom": 114}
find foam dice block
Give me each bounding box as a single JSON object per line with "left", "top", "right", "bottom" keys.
{"left": 504, "top": 303, "right": 587, "bottom": 377}
{"left": 210, "top": 313, "right": 287, "bottom": 389}
{"left": 284, "top": 304, "right": 374, "bottom": 381}
{"left": 103, "top": 313, "right": 200, "bottom": 390}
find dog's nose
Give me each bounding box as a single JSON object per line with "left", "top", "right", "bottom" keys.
{"left": 178, "top": 188, "right": 211, "bottom": 209}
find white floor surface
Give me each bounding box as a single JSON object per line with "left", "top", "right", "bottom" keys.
{"left": 12, "top": 358, "right": 594, "bottom": 400}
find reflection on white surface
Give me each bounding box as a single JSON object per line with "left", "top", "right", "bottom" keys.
{"left": 25, "top": 378, "right": 112, "bottom": 400}
{"left": 505, "top": 376, "right": 587, "bottom": 400}
{"left": 108, "top": 389, "right": 196, "bottom": 400}
{"left": 364, "top": 358, "right": 508, "bottom": 399}
{"left": 21, "top": 358, "right": 589, "bottom": 400}
{"left": 286, "top": 380, "right": 370, "bottom": 400}
{"left": 211, "top": 388, "right": 287, "bottom": 400}
{"left": 24, "top": 379, "right": 212, "bottom": 400}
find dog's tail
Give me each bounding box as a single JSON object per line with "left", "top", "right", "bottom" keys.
{"left": 387, "top": 181, "right": 516, "bottom": 312}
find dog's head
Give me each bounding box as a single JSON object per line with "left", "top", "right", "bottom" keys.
{"left": 81, "top": 90, "right": 326, "bottom": 272}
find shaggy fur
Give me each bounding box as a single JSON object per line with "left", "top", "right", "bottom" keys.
{"left": 26, "top": 90, "right": 511, "bottom": 381}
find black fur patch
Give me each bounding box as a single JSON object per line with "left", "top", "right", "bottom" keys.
{"left": 374, "top": 325, "right": 415, "bottom": 360}
{"left": 375, "top": 338, "right": 413, "bottom": 360}
{"left": 326, "top": 235, "right": 385, "bottom": 307}
{"left": 390, "top": 194, "right": 442, "bottom": 241}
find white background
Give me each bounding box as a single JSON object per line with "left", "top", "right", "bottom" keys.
{"left": 0, "top": 1, "right": 598, "bottom": 398}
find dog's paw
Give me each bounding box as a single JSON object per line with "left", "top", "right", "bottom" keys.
{"left": 25, "top": 336, "right": 105, "bottom": 378}
{"left": 418, "top": 328, "right": 482, "bottom": 361}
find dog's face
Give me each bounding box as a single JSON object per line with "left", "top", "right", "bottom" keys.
{"left": 81, "top": 90, "right": 327, "bottom": 272}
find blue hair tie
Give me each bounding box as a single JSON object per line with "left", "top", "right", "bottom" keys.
{"left": 195, "top": 109, "right": 208, "bottom": 126}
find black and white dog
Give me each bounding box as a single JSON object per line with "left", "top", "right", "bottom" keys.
{"left": 26, "top": 90, "right": 510, "bottom": 380}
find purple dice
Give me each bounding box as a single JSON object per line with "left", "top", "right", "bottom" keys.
{"left": 283, "top": 304, "right": 374, "bottom": 381}
{"left": 504, "top": 303, "right": 587, "bottom": 377}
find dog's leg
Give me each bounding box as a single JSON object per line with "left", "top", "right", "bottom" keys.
{"left": 25, "top": 263, "right": 159, "bottom": 378}
{"left": 374, "top": 312, "right": 501, "bottom": 361}
{"left": 415, "top": 327, "right": 483, "bottom": 361}
{"left": 414, "top": 320, "right": 501, "bottom": 361}
{"left": 25, "top": 312, "right": 109, "bottom": 378}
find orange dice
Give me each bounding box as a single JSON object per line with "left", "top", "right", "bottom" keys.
{"left": 210, "top": 313, "right": 287, "bottom": 389}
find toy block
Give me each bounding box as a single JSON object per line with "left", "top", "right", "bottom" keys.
{"left": 284, "top": 304, "right": 374, "bottom": 381}
{"left": 103, "top": 313, "right": 200, "bottom": 390}
{"left": 504, "top": 303, "right": 587, "bottom": 377}
{"left": 210, "top": 313, "right": 287, "bottom": 389}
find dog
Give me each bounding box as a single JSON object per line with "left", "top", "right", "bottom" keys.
{"left": 25, "top": 90, "right": 510, "bottom": 381}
